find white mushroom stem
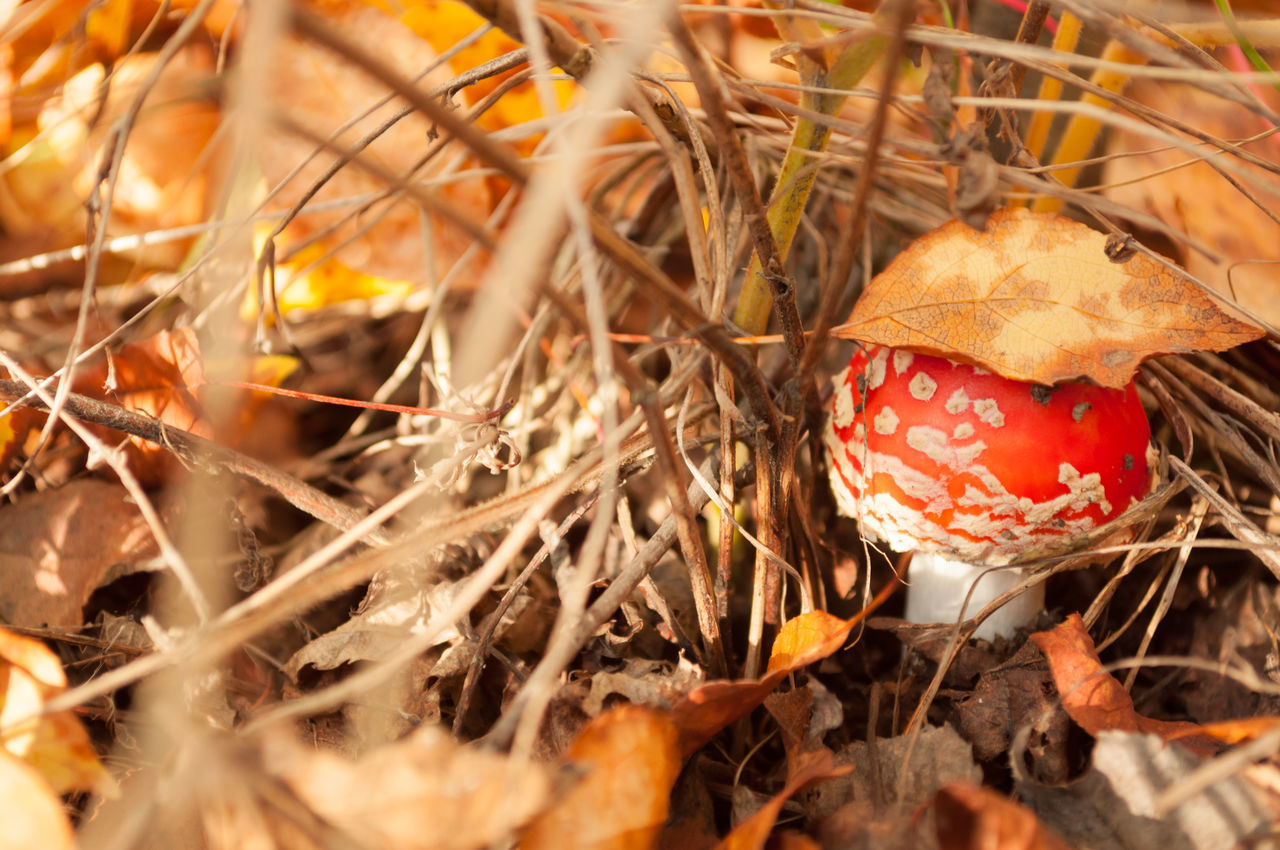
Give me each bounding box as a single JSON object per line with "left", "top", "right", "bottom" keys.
{"left": 903, "top": 552, "right": 1046, "bottom": 642}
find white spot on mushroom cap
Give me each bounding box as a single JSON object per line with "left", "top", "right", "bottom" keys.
{"left": 1056, "top": 462, "right": 1112, "bottom": 516}
{"left": 873, "top": 406, "right": 899, "bottom": 436}
{"left": 953, "top": 423, "right": 975, "bottom": 439}
{"left": 892, "top": 349, "right": 915, "bottom": 375}
{"left": 946, "top": 389, "right": 970, "bottom": 414}
{"left": 906, "top": 425, "right": 986, "bottom": 469}
{"left": 865, "top": 348, "right": 889, "bottom": 390}
{"left": 831, "top": 367, "right": 856, "bottom": 429}
{"left": 909, "top": 372, "right": 938, "bottom": 401}
{"left": 972, "top": 398, "right": 1005, "bottom": 428}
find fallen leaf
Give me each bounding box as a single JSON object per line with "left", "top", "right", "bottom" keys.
{"left": 1029, "top": 614, "right": 1216, "bottom": 755}
{"left": 0, "top": 626, "right": 111, "bottom": 795}
{"left": 716, "top": 750, "right": 850, "bottom": 850}
{"left": 273, "top": 722, "right": 550, "bottom": 850}
{"left": 0, "top": 369, "right": 40, "bottom": 471}
{"left": 395, "top": 0, "right": 576, "bottom": 146}
{"left": 242, "top": 228, "right": 414, "bottom": 319}
{"left": 74, "top": 327, "right": 212, "bottom": 484}
{"left": 0, "top": 479, "right": 162, "bottom": 628}
{"left": 833, "top": 208, "right": 1264, "bottom": 387}
{"left": 933, "top": 782, "right": 1070, "bottom": 850}
{"left": 1182, "top": 716, "right": 1280, "bottom": 746}
{"left": 670, "top": 610, "right": 861, "bottom": 757}
{"left": 807, "top": 725, "right": 983, "bottom": 848}
{"left": 0, "top": 752, "right": 75, "bottom": 850}
{"left": 520, "top": 705, "right": 682, "bottom": 850}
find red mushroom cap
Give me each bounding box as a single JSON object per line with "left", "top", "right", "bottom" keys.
{"left": 825, "top": 345, "right": 1152, "bottom": 565}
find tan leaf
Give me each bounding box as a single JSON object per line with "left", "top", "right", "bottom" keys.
{"left": 833, "top": 208, "right": 1264, "bottom": 388}
{"left": 274, "top": 723, "right": 550, "bottom": 850}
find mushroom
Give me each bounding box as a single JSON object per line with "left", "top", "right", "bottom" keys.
{"left": 825, "top": 345, "right": 1151, "bottom": 641}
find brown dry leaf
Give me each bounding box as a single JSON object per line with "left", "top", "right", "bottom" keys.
{"left": 1029, "top": 614, "right": 1216, "bottom": 755}
{"left": 273, "top": 722, "right": 550, "bottom": 850}
{"left": 833, "top": 208, "right": 1264, "bottom": 388}
{"left": 932, "top": 782, "right": 1070, "bottom": 850}
{"left": 1105, "top": 77, "right": 1280, "bottom": 326}
{"left": 74, "top": 327, "right": 211, "bottom": 484}
{"left": 520, "top": 705, "right": 682, "bottom": 850}
{"left": 669, "top": 610, "right": 860, "bottom": 757}
{"left": 0, "top": 752, "right": 75, "bottom": 850}
{"left": 0, "top": 478, "right": 161, "bottom": 628}
{"left": 0, "top": 626, "right": 110, "bottom": 795}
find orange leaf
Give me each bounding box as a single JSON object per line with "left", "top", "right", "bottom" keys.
{"left": 833, "top": 208, "right": 1264, "bottom": 388}
{"left": 1029, "top": 614, "right": 1216, "bottom": 755}
{"left": 520, "top": 705, "right": 682, "bottom": 850}
{"left": 670, "top": 594, "right": 894, "bottom": 757}
{"left": 0, "top": 627, "right": 110, "bottom": 796}
{"left": 715, "top": 751, "right": 850, "bottom": 850}
{"left": 932, "top": 782, "right": 1070, "bottom": 850}
{"left": 1185, "top": 716, "right": 1280, "bottom": 746}
{"left": 74, "top": 328, "right": 211, "bottom": 484}
{"left": 0, "top": 366, "right": 40, "bottom": 472}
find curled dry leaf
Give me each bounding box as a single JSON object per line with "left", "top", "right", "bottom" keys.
{"left": 833, "top": 208, "right": 1264, "bottom": 388}
{"left": 669, "top": 611, "right": 860, "bottom": 757}
{"left": 717, "top": 751, "right": 850, "bottom": 850}
{"left": 1029, "top": 614, "right": 1216, "bottom": 755}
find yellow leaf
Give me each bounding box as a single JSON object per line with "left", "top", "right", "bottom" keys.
{"left": 243, "top": 229, "right": 414, "bottom": 318}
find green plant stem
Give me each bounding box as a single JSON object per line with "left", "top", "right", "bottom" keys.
{"left": 731, "top": 30, "right": 889, "bottom": 336}
{"left": 1214, "top": 0, "right": 1280, "bottom": 93}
